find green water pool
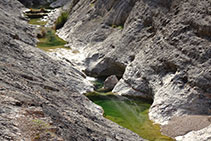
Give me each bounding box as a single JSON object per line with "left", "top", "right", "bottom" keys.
{"left": 27, "top": 9, "right": 69, "bottom": 51}
{"left": 86, "top": 91, "right": 174, "bottom": 141}
{"left": 37, "top": 27, "right": 69, "bottom": 51}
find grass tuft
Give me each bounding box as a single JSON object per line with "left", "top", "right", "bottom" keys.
{"left": 29, "top": 18, "right": 47, "bottom": 26}
{"left": 54, "top": 11, "right": 69, "bottom": 30}
{"left": 111, "top": 24, "right": 124, "bottom": 30}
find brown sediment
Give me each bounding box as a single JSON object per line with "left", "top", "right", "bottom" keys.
{"left": 161, "top": 115, "right": 211, "bottom": 138}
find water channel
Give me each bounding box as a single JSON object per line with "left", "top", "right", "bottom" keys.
{"left": 25, "top": 9, "right": 174, "bottom": 141}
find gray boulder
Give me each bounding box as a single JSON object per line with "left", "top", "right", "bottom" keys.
{"left": 175, "top": 125, "right": 211, "bottom": 141}
{"left": 104, "top": 75, "right": 119, "bottom": 91}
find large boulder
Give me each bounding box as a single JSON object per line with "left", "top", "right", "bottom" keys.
{"left": 104, "top": 75, "right": 119, "bottom": 91}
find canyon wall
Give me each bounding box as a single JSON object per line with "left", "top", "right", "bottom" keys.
{"left": 0, "top": 0, "right": 144, "bottom": 140}
{"left": 58, "top": 0, "right": 211, "bottom": 125}
{"left": 3, "top": 0, "right": 211, "bottom": 140}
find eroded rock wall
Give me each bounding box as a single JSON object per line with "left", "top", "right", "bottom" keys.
{"left": 59, "top": 0, "right": 211, "bottom": 126}
{"left": 18, "top": 0, "right": 55, "bottom": 7}
{"left": 0, "top": 0, "right": 144, "bottom": 140}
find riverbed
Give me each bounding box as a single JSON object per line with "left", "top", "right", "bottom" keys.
{"left": 26, "top": 8, "right": 174, "bottom": 141}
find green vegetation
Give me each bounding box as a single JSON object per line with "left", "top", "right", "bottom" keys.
{"left": 111, "top": 24, "right": 124, "bottom": 30}
{"left": 92, "top": 78, "right": 105, "bottom": 90}
{"left": 26, "top": 8, "right": 48, "bottom": 25}
{"left": 90, "top": 3, "right": 95, "bottom": 7}
{"left": 37, "top": 28, "right": 69, "bottom": 51}
{"left": 31, "top": 119, "right": 56, "bottom": 140}
{"left": 54, "top": 11, "right": 69, "bottom": 29}
{"left": 90, "top": 0, "right": 96, "bottom": 7}
{"left": 86, "top": 91, "right": 115, "bottom": 97}
{"left": 31, "top": 119, "right": 50, "bottom": 130}
{"left": 26, "top": 8, "right": 70, "bottom": 51}
{"left": 29, "top": 18, "right": 47, "bottom": 26}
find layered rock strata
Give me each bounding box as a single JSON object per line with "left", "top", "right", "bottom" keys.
{"left": 0, "top": 0, "right": 144, "bottom": 140}
{"left": 57, "top": 0, "right": 211, "bottom": 139}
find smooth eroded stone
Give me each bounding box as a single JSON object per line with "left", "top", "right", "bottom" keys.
{"left": 104, "top": 75, "right": 119, "bottom": 91}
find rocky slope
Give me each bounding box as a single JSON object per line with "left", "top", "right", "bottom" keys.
{"left": 18, "top": 0, "right": 54, "bottom": 8}
{"left": 0, "top": 0, "right": 144, "bottom": 140}
{"left": 57, "top": 0, "right": 211, "bottom": 139}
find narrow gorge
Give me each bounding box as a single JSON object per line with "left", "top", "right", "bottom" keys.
{"left": 0, "top": 0, "right": 210, "bottom": 141}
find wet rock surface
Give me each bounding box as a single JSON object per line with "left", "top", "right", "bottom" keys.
{"left": 0, "top": 0, "right": 144, "bottom": 140}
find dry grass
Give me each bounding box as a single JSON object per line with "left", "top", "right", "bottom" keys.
{"left": 72, "top": 49, "right": 80, "bottom": 54}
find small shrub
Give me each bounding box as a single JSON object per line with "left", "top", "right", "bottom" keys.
{"left": 117, "top": 25, "right": 124, "bottom": 30}
{"left": 37, "top": 27, "right": 46, "bottom": 38}
{"left": 111, "top": 24, "right": 117, "bottom": 28}
{"left": 111, "top": 24, "right": 124, "bottom": 30}
{"left": 90, "top": 3, "right": 95, "bottom": 7}
{"left": 54, "top": 11, "right": 69, "bottom": 30}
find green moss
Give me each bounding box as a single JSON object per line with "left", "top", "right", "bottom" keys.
{"left": 31, "top": 119, "right": 50, "bottom": 130}
{"left": 90, "top": 3, "right": 95, "bottom": 7}
{"left": 55, "top": 11, "right": 69, "bottom": 29}
{"left": 26, "top": 9, "right": 48, "bottom": 26}
{"left": 111, "top": 24, "right": 124, "bottom": 30}
{"left": 117, "top": 25, "right": 124, "bottom": 30}
{"left": 30, "top": 119, "right": 57, "bottom": 140}
{"left": 29, "top": 18, "right": 47, "bottom": 26}
{"left": 87, "top": 93, "right": 174, "bottom": 141}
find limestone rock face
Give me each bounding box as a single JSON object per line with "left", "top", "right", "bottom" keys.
{"left": 161, "top": 115, "right": 211, "bottom": 138}
{"left": 0, "top": 0, "right": 144, "bottom": 140}
{"left": 175, "top": 125, "right": 211, "bottom": 141}
{"left": 104, "top": 75, "right": 119, "bottom": 91}
{"left": 18, "top": 0, "right": 54, "bottom": 7}
{"left": 58, "top": 0, "right": 211, "bottom": 138}
{"left": 50, "top": 0, "right": 70, "bottom": 8}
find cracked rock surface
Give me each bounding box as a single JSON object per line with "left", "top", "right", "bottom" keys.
{"left": 58, "top": 0, "right": 211, "bottom": 124}
{"left": 0, "top": 0, "right": 144, "bottom": 140}
{"left": 56, "top": 0, "right": 211, "bottom": 139}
